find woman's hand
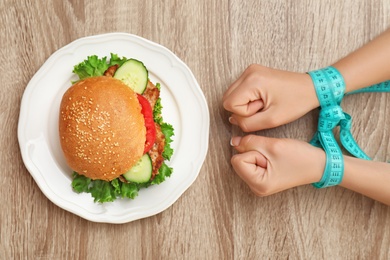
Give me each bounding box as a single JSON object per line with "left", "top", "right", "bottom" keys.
{"left": 230, "top": 135, "right": 325, "bottom": 196}
{"left": 223, "top": 64, "right": 318, "bottom": 132}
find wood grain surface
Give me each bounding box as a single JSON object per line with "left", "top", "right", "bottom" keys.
{"left": 1, "top": 0, "right": 390, "bottom": 259}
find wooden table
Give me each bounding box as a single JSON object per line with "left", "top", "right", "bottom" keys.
{"left": 2, "top": 1, "right": 390, "bottom": 259}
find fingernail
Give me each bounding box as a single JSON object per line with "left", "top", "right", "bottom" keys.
{"left": 230, "top": 136, "right": 242, "bottom": 146}
{"left": 229, "top": 116, "right": 237, "bottom": 125}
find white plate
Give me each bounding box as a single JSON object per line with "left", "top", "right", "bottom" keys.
{"left": 18, "top": 33, "right": 209, "bottom": 223}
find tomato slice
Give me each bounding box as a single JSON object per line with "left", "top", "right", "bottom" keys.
{"left": 137, "top": 94, "right": 156, "bottom": 154}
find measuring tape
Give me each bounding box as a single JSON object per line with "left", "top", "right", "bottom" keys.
{"left": 347, "top": 81, "right": 390, "bottom": 94}
{"left": 308, "top": 66, "right": 390, "bottom": 188}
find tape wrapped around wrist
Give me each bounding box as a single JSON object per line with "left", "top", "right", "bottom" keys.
{"left": 308, "top": 66, "right": 390, "bottom": 188}
{"left": 308, "top": 67, "right": 346, "bottom": 188}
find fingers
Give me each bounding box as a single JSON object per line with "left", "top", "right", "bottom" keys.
{"left": 225, "top": 100, "right": 265, "bottom": 120}
{"left": 223, "top": 65, "right": 278, "bottom": 131}
{"left": 223, "top": 84, "right": 264, "bottom": 117}
{"left": 229, "top": 135, "right": 284, "bottom": 197}
{"left": 229, "top": 108, "right": 281, "bottom": 132}
{"left": 231, "top": 150, "right": 267, "bottom": 188}
{"left": 230, "top": 134, "right": 276, "bottom": 156}
{"left": 224, "top": 65, "right": 319, "bottom": 133}
{"left": 222, "top": 73, "right": 244, "bottom": 100}
{"left": 223, "top": 64, "right": 265, "bottom": 117}
{"left": 223, "top": 64, "right": 260, "bottom": 100}
{"left": 230, "top": 135, "right": 327, "bottom": 196}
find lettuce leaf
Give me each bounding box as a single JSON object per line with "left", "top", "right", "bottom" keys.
{"left": 71, "top": 174, "right": 142, "bottom": 202}
{"left": 120, "top": 182, "right": 140, "bottom": 199}
{"left": 89, "top": 180, "right": 118, "bottom": 203}
{"left": 108, "top": 53, "right": 127, "bottom": 67}
{"left": 73, "top": 55, "right": 109, "bottom": 80}
{"left": 151, "top": 162, "right": 173, "bottom": 185}
{"left": 161, "top": 122, "right": 174, "bottom": 160}
{"left": 153, "top": 98, "right": 163, "bottom": 125}
{"left": 71, "top": 172, "right": 91, "bottom": 193}
{"left": 72, "top": 53, "right": 128, "bottom": 80}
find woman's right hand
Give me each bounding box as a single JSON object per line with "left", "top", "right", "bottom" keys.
{"left": 223, "top": 64, "right": 319, "bottom": 132}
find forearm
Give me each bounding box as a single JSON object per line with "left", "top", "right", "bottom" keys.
{"left": 332, "top": 28, "right": 390, "bottom": 92}
{"left": 340, "top": 156, "right": 390, "bottom": 206}
{"left": 302, "top": 29, "right": 390, "bottom": 112}
{"left": 300, "top": 146, "right": 390, "bottom": 205}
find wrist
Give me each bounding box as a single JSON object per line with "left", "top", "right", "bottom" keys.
{"left": 299, "top": 73, "right": 320, "bottom": 110}
{"left": 293, "top": 142, "right": 326, "bottom": 186}
{"left": 331, "top": 63, "right": 359, "bottom": 93}
{"left": 305, "top": 145, "right": 326, "bottom": 184}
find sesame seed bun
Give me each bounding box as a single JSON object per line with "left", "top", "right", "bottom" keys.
{"left": 59, "top": 76, "right": 146, "bottom": 181}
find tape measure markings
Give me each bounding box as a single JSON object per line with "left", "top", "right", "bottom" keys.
{"left": 308, "top": 67, "right": 345, "bottom": 188}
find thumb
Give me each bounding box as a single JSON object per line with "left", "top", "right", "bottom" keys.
{"left": 225, "top": 98, "right": 264, "bottom": 117}
{"left": 230, "top": 109, "right": 281, "bottom": 132}
{"left": 230, "top": 134, "right": 272, "bottom": 155}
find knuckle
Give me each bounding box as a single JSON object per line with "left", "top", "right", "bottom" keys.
{"left": 246, "top": 63, "right": 259, "bottom": 72}
{"left": 230, "top": 154, "right": 241, "bottom": 166}
{"left": 238, "top": 121, "right": 251, "bottom": 132}
{"left": 251, "top": 185, "right": 272, "bottom": 197}
{"left": 239, "top": 134, "right": 257, "bottom": 147}
{"left": 265, "top": 138, "right": 285, "bottom": 156}
{"left": 237, "top": 119, "right": 257, "bottom": 132}
{"left": 222, "top": 98, "right": 232, "bottom": 110}
{"left": 265, "top": 116, "right": 282, "bottom": 129}
{"left": 255, "top": 191, "right": 269, "bottom": 197}
{"left": 245, "top": 64, "right": 268, "bottom": 81}
{"left": 266, "top": 117, "right": 278, "bottom": 128}
{"left": 246, "top": 63, "right": 262, "bottom": 73}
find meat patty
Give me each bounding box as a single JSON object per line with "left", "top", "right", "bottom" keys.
{"left": 148, "top": 123, "right": 165, "bottom": 178}
{"left": 143, "top": 81, "right": 160, "bottom": 109}
{"left": 103, "top": 64, "right": 119, "bottom": 77}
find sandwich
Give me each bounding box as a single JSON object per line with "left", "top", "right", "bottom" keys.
{"left": 59, "top": 54, "right": 174, "bottom": 203}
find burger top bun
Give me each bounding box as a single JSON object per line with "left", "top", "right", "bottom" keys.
{"left": 59, "top": 76, "right": 146, "bottom": 181}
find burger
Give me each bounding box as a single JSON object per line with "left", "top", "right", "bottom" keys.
{"left": 59, "top": 54, "right": 174, "bottom": 203}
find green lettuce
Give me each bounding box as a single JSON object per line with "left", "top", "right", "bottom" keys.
{"left": 72, "top": 173, "right": 141, "bottom": 203}
{"left": 108, "top": 53, "right": 128, "bottom": 67}
{"left": 161, "top": 122, "right": 174, "bottom": 160}
{"left": 72, "top": 55, "right": 108, "bottom": 80}
{"left": 72, "top": 53, "right": 127, "bottom": 80}
{"left": 71, "top": 172, "right": 91, "bottom": 193}
{"left": 89, "top": 180, "right": 118, "bottom": 203}
{"left": 153, "top": 98, "right": 163, "bottom": 125}
{"left": 151, "top": 163, "right": 173, "bottom": 185}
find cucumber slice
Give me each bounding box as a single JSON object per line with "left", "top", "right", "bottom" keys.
{"left": 123, "top": 154, "right": 152, "bottom": 183}
{"left": 114, "top": 59, "right": 148, "bottom": 94}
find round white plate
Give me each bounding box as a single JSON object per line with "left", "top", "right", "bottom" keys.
{"left": 18, "top": 33, "right": 209, "bottom": 224}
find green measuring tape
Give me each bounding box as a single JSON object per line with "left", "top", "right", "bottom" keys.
{"left": 308, "top": 67, "right": 390, "bottom": 188}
